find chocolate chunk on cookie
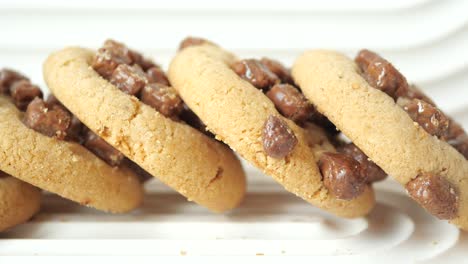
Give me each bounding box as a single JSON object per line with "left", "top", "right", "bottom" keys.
{"left": 266, "top": 84, "right": 314, "bottom": 124}
{"left": 231, "top": 59, "right": 279, "bottom": 90}
{"left": 140, "top": 83, "right": 183, "bottom": 119}
{"left": 355, "top": 49, "right": 408, "bottom": 100}
{"left": 338, "top": 143, "right": 387, "bottom": 183}
{"left": 23, "top": 97, "right": 72, "bottom": 140}
{"left": 83, "top": 129, "right": 124, "bottom": 167}
{"left": 146, "top": 66, "right": 170, "bottom": 86}
{"left": 110, "top": 64, "right": 148, "bottom": 96}
{"left": 92, "top": 41, "right": 133, "bottom": 79}
{"left": 406, "top": 173, "right": 458, "bottom": 220}
{"left": 260, "top": 57, "right": 294, "bottom": 84}
{"left": 398, "top": 98, "right": 449, "bottom": 138}
{"left": 262, "top": 115, "right": 297, "bottom": 159}
{"left": 0, "top": 69, "right": 29, "bottom": 94}
{"left": 319, "top": 152, "right": 366, "bottom": 200}
{"left": 9, "top": 80, "right": 43, "bottom": 110}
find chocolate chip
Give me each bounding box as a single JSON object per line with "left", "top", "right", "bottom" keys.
{"left": 45, "top": 94, "right": 61, "bottom": 107}
{"left": 406, "top": 173, "right": 458, "bottom": 219}
{"left": 445, "top": 121, "right": 468, "bottom": 159}
{"left": 231, "top": 59, "right": 279, "bottom": 90}
{"left": 102, "top": 39, "right": 133, "bottom": 64}
{"left": 266, "top": 84, "right": 314, "bottom": 124}
{"left": 397, "top": 84, "right": 436, "bottom": 106}
{"left": 0, "top": 171, "right": 8, "bottom": 178}
{"left": 9, "top": 80, "right": 43, "bottom": 111}
{"left": 83, "top": 129, "right": 124, "bottom": 167}
{"left": 398, "top": 98, "right": 449, "bottom": 138}
{"left": 140, "top": 83, "right": 183, "bottom": 119}
{"left": 262, "top": 115, "right": 297, "bottom": 159}
{"left": 23, "top": 97, "right": 72, "bottom": 140}
{"left": 128, "top": 50, "right": 156, "bottom": 71}
{"left": 92, "top": 50, "right": 125, "bottom": 79}
{"left": 64, "top": 115, "right": 84, "bottom": 143}
{"left": 319, "top": 152, "right": 367, "bottom": 200}
{"left": 260, "top": 57, "right": 294, "bottom": 84}
{"left": 45, "top": 94, "right": 84, "bottom": 142}
{"left": 0, "top": 69, "right": 29, "bottom": 94}
{"left": 146, "top": 66, "right": 170, "bottom": 86}
{"left": 110, "top": 64, "right": 148, "bottom": 95}
{"left": 337, "top": 143, "right": 387, "bottom": 183}
{"left": 92, "top": 40, "right": 133, "bottom": 79}
{"left": 179, "top": 37, "right": 209, "bottom": 50}
{"left": 355, "top": 49, "right": 409, "bottom": 100}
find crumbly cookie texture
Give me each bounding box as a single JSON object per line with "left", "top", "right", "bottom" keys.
{"left": 0, "top": 96, "right": 143, "bottom": 213}
{"left": 292, "top": 50, "right": 468, "bottom": 229}
{"left": 168, "top": 44, "right": 375, "bottom": 218}
{"left": 43, "top": 47, "right": 246, "bottom": 213}
{"left": 0, "top": 176, "right": 41, "bottom": 232}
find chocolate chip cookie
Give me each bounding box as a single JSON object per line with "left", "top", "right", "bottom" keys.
{"left": 0, "top": 172, "right": 41, "bottom": 232}
{"left": 0, "top": 69, "right": 144, "bottom": 213}
{"left": 168, "top": 38, "right": 376, "bottom": 218}
{"left": 292, "top": 49, "right": 468, "bottom": 229}
{"left": 43, "top": 40, "right": 246, "bottom": 213}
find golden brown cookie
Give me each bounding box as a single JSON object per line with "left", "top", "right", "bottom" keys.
{"left": 43, "top": 47, "right": 246, "bottom": 213}
{"left": 292, "top": 49, "right": 468, "bottom": 229}
{"left": 0, "top": 95, "right": 143, "bottom": 213}
{"left": 168, "top": 43, "right": 375, "bottom": 218}
{"left": 0, "top": 175, "right": 41, "bottom": 232}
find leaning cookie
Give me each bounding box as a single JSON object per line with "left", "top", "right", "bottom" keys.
{"left": 43, "top": 40, "right": 246, "bottom": 213}
{"left": 0, "top": 69, "right": 143, "bottom": 213}
{"left": 168, "top": 38, "right": 377, "bottom": 218}
{"left": 292, "top": 49, "right": 468, "bottom": 229}
{"left": 0, "top": 172, "right": 41, "bottom": 232}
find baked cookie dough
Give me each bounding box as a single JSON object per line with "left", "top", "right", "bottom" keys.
{"left": 0, "top": 173, "right": 41, "bottom": 232}
{"left": 43, "top": 45, "right": 246, "bottom": 213}
{"left": 292, "top": 49, "right": 468, "bottom": 229}
{"left": 168, "top": 41, "right": 375, "bottom": 218}
{"left": 0, "top": 95, "right": 143, "bottom": 213}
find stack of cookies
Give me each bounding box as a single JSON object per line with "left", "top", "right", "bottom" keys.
{"left": 1, "top": 37, "right": 466, "bottom": 232}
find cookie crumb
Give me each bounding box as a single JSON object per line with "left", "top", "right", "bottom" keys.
{"left": 180, "top": 250, "right": 187, "bottom": 256}
{"left": 256, "top": 253, "right": 264, "bottom": 256}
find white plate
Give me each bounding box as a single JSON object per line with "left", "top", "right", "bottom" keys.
{"left": 0, "top": 0, "right": 467, "bottom": 260}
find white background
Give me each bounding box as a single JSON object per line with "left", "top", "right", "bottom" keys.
{"left": 0, "top": 0, "right": 467, "bottom": 261}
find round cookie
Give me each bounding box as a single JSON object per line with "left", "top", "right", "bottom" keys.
{"left": 0, "top": 175, "right": 41, "bottom": 232}
{"left": 168, "top": 43, "right": 375, "bottom": 218}
{"left": 43, "top": 47, "right": 246, "bottom": 213}
{"left": 0, "top": 95, "right": 143, "bottom": 213}
{"left": 292, "top": 50, "right": 468, "bottom": 229}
